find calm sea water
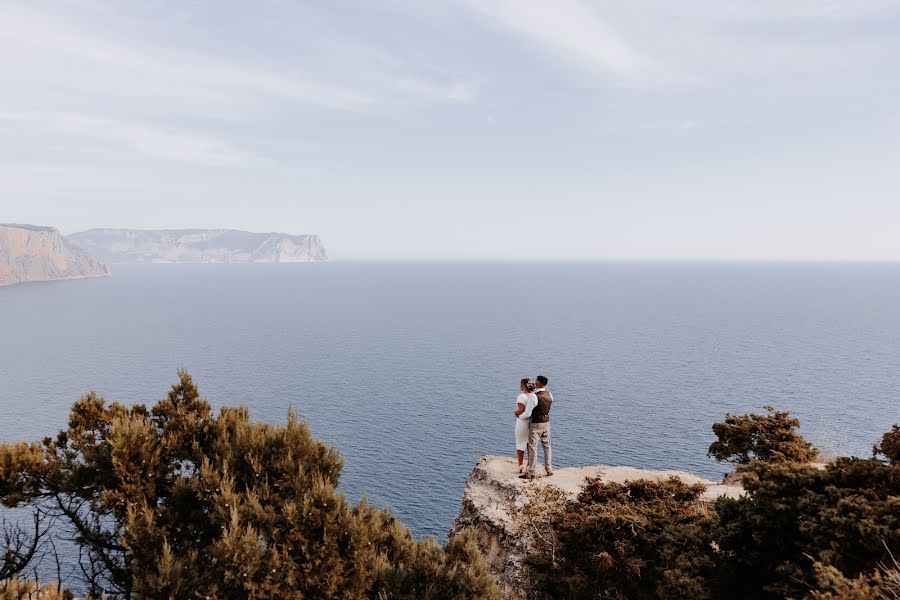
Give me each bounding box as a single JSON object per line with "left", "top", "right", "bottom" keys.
{"left": 2, "top": 262, "right": 899, "bottom": 543}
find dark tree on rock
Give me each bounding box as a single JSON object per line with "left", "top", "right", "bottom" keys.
{"left": 875, "top": 424, "right": 900, "bottom": 466}
{"left": 708, "top": 406, "right": 819, "bottom": 465}
{"left": 0, "top": 370, "right": 498, "bottom": 600}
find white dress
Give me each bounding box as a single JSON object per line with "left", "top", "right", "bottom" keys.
{"left": 515, "top": 392, "right": 537, "bottom": 451}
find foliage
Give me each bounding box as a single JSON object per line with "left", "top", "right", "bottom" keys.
{"left": 714, "top": 457, "right": 900, "bottom": 599}
{"left": 532, "top": 477, "right": 717, "bottom": 600}
{"left": 875, "top": 425, "right": 900, "bottom": 466}
{"left": 377, "top": 530, "right": 500, "bottom": 600}
{"left": 708, "top": 406, "right": 819, "bottom": 465}
{"left": 527, "top": 414, "right": 899, "bottom": 600}
{"left": 0, "top": 578, "right": 77, "bottom": 600}
{"left": 801, "top": 562, "right": 886, "bottom": 600}
{"left": 517, "top": 484, "right": 568, "bottom": 582}
{"left": 0, "top": 371, "right": 498, "bottom": 600}
{"left": 801, "top": 556, "right": 900, "bottom": 600}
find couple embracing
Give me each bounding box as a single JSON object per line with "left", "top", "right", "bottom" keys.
{"left": 514, "top": 375, "right": 553, "bottom": 479}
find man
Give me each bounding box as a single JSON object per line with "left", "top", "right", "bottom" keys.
{"left": 521, "top": 374, "right": 553, "bottom": 479}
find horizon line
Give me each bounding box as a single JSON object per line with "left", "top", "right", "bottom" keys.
{"left": 114, "top": 258, "right": 900, "bottom": 264}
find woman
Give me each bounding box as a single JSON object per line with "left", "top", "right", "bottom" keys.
{"left": 515, "top": 378, "right": 537, "bottom": 473}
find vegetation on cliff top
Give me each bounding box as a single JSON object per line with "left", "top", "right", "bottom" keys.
{"left": 528, "top": 409, "right": 900, "bottom": 600}
{"left": 0, "top": 371, "right": 498, "bottom": 599}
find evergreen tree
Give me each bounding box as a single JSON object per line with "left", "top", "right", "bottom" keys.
{"left": 0, "top": 371, "right": 498, "bottom": 599}
{"left": 875, "top": 425, "right": 900, "bottom": 465}
{"left": 708, "top": 406, "right": 819, "bottom": 465}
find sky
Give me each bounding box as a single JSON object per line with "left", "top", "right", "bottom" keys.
{"left": 1, "top": 0, "right": 899, "bottom": 260}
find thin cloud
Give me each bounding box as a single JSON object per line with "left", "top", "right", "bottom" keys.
{"left": 0, "top": 111, "right": 263, "bottom": 167}
{"left": 0, "top": 4, "right": 478, "bottom": 114}
{"left": 0, "top": 5, "right": 374, "bottom": 112}
{"left": 462, "top": 0, "right": 660, "bottom": 85}
{"left": 390, "top": 78, "right": 477, "bottom": 103}
{"left": 459, "top": 0, "right": 899, "bottom": 90}
{"left": 0, "top": 3, "right": 479, "bottom": 170}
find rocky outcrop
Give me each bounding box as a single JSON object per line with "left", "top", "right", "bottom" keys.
{"left": 67, "top": 229, "right": 328, "bottom": 264}
{"left": 449, "top": 456, "right": 743, "bottom": 600}
{"left": 0, "top": 224, "right": 109, "bottom": 287}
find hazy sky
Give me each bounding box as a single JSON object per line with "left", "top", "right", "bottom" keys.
{"left": 2, "top": 1, "right": 899, "bottom": 260}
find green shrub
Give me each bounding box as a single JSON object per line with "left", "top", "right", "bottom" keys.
{"left": 534, "top": 477, "right": 717, "bottom": 600}
{"left": 801, "top": 562, "right": 887, "bottom": 600}
{"left": 527, "top": 418, "right": 899, "bottom": 600}
{"left": 875, "top": 425, "right": 900, "bottom": 466}
{"left": 0, "top": 371, "right": 498, "bottom": 600}
{"left": 714, "top": 457, "right": 900, "bottom": 599}
{"left": 708, "top": 406, "right": 819, "bottom": 465}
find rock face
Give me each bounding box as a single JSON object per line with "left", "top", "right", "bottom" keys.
{"left": 0, "top": 224, "right": 110, "bottom": 287}
{"left": 449, "top": 456, "right": 743, "bottom": 600}
{"left": 67, "top": 229, "right": 328, "bottom": 264}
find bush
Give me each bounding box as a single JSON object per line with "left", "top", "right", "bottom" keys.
{"left": 802, "top": 555, "right": 900, "bottom": 600}
{"left": 527, "top": 418, "right": 899, "bottom": 600}
{"left": 875, "top": 425, "right": 900, "bottom": 466}
{"left": 0, "top": 579, "right": 76, "bottom": 600}
{"left": 714, "top": 457, "right": 900, "bottom": 599}
{"left": 802, "top": 562, "right": 887, "bottom": 600}
{"left": 534, "top": 477, "right": 717, "bottom": 600}
{"left": 0, "top": 371, "right": 498, "bottom": 599}
{"left": 708, "top": 406, "right": 819, "bottom": 465}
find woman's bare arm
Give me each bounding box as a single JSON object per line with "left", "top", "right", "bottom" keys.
{"left": 515, "top": 402, "right": 525, "bottom": 417}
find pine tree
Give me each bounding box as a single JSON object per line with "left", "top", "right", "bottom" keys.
{"left": 708, "top": 406, "right": 819, "bottom": 465}
{"left": 0, "top": 371, "right": 498, "bottom": 599}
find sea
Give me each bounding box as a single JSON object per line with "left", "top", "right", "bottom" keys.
{"left": 2, "top": 262, "right": 899, "bottom": 546}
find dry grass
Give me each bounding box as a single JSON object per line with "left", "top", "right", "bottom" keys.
{"left": 0, "top": 579, "right": 78, "bottom": 600}
{"left": 880, "top": 548, "right": 900, "bottom": 600}
{"left": 516, "top": 485, "right": 569, "bottom": 565}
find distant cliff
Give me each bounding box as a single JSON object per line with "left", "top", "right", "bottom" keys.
{"left": 68, "top": 229, "right": 328, "bottom": 264}
{"left": 0, "top": 224, "right": 109, "bottom": 287}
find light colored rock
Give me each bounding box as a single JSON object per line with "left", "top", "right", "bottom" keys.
{"left": 0, "top": 224, "right": 109, "bottom": 287}
{"left": 67, "top": 228, "right": 328, "bottom": 264}
{"left": 449, "top": 455, "right": 744, "bottom": 600}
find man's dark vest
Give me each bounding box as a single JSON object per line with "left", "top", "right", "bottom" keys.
{"left": 531, "top": 390, "right": 552, "bottom": 423}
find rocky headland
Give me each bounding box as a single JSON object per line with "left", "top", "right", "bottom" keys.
{"left": 67, "top": 228, "right": 328, "bottom": 264}
{"left": 0, "top": 224, "right": 109, "bottom": 287}
{"left": 449, "top": 456, "right": 743, "bottom": 600}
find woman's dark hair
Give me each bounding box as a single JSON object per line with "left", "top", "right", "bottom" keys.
{"left": 521, "top": 378, "right": 536, "bottom": 392}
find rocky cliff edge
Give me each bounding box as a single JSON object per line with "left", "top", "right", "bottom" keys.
{"left": 0, "top": 224, "right": 109, "bottom": 287}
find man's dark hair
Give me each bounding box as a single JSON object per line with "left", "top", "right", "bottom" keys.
{"left": 536, "top": 375, "right": 549, "bottom": 387}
